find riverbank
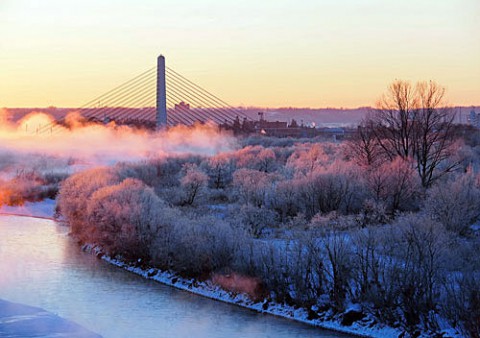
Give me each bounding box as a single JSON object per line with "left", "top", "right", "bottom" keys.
{"left": 0, "top": 198, "right": 56, "bottom": 219}
{"left": 0, "top": 201, "right": 458, "bottom": 337}
{"left": 0, "top": 299, "right": 101, "bottom": 338}
{"left": 2, "top": 214, "right": 352, "bottom": 338}
{"left": 84, "top": 244, "right": 401, "bottom": 338}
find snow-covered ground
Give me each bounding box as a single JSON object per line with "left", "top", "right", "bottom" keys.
{"left": 0, "top": 199, "right": 56, "bottom": 219}
{"left": 93, "top": 248, "right": 401, "bottom": 338}
{"left": 100, "top": 253, "right": 465, "bottom": 338}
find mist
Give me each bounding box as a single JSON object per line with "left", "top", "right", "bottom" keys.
{"left": 0, "top": 109, "right": 238, "bottom": 167}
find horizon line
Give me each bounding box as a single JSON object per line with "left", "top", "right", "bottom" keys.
{"left": 3, "top": 105, "right": 480, "bottom": 111}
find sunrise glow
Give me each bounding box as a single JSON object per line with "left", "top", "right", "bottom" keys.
{"left": 1, "top": 0, "right": 478, "bottom": 108}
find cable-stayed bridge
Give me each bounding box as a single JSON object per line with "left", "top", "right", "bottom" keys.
{"left": 37, "top": 55, "right": 251, "bottom": 134}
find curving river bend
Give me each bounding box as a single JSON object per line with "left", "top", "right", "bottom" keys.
{"left": 0, "top": 216, "right": 351, "bottom": 338}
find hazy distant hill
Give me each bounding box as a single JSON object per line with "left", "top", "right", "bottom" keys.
{"left": 4, "top": 106, "right": 479, "bottom": 127}
{"left": 241, "top": 107, "right": 371, "bottom": 127}
{"left": 242, "top": 106, "right": 479, "bottom": 127}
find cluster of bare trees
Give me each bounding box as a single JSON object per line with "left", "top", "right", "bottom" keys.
{"left": 350, "top": 80, "right": 458, "bottom": 187}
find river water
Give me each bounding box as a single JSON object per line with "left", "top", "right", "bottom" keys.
{"left": 0, "top": 216, "right": 351, "bottom": 338}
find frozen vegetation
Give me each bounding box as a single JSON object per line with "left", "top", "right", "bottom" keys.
{"left": 2, "top": 81, "right": 480, "bottom": 337}
{"left": 55, "top": 139, "right": 480, "bottom": 336}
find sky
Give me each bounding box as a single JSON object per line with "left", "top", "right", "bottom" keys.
{"left": 0, "top": 0, "right": 479, "bottom": 108}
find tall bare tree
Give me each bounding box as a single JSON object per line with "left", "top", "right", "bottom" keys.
{"left": 346, "top": 118, "right": 384, "bottom": 167}
{"left": 413, "top": 81, "right": 457, "bottom": 187}
{"left": 372, "top": 80, "right": 418, "bottom": 160}
{"left": 353, "top": 80, "right": 458, "bottom": 188}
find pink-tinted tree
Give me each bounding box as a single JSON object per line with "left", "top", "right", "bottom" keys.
{"left": 354, "top": 80, "right": 458, "bottom": 187}
{"left": 87, "top": 178, "right": 163, "bottom": 258}
{"left": 232, "top": 168, "right": 277, "bottom": 207}
{"left": 425, "top": 173, "right": 480, "bottom": 235}
{"left": 204, "top": 154, "right": 235, "bottom": 189}
{"left": 56, "top": 167, "right": 120, "bottom": 242}
{"left": 179, "top": 163, "right": 209, "bottom": 206}
{"left": 366, "top": 157, "right": 421, "bottom": 213}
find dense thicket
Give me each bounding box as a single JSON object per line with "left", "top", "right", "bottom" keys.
{"left": 53, "top": 79, "right": 480, "bottom": 337}
{"left": 55, "top": 128, "right": 480, "bottom": 336}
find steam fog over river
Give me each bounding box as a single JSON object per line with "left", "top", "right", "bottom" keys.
{"left": 0, "top": 216, "right": 350, "bottom": 338}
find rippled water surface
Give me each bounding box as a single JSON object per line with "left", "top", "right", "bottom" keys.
{"left": 0, "top": 216, "right": 351, "bottom": 338}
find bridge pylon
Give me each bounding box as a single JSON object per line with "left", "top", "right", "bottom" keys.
{"left": 156, "top": 55, "right": 167, "bottom": 128}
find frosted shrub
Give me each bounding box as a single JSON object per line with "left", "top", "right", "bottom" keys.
{"left": 366, "top": 157, "right": 421, "bottom": 213}
{"left": 309, "top": 212, "right": 357, "bottom": 231}
{"left": 246, "top": 240, "right": 291, "bottom": 302}
{"left": 319, "top": 229, "right": 353, "bottom": 311}
{"left": 179, "top": 163, "right": 209, "bottom": 206}
{"left": 115, "top": 161, "right": 159, "bottom": 187}
{"left": 425, "top": 173, "right": 480, "bottom": 235}
{"left": 351, "top": 227, "right": 384, "bottom": 304}
{"left": 233, "top": 145, "right": 264, "bottom": 169}
{"left": 232, "top": 168, "right": 277, "bottom": 207}
{"left": 87, "top": 178, "right": 164, "bottom": 258}
{"left": 444, "top": 272, "right": 480, "bottom": 338}
{"left": 389, "top": 215, "right": 449, "bottom": 329}
{"left": 296, "top": 170, "right": 350, "bottom": 218}
{"left": 56, "top": 167, "right": 120, "bottom": 240}
{"left": 169, "top": 216, "right": 241, "bottom": 277}
{"left": 229, "top": 204, "right": 277, "bottom": 237}
{"left": 286, "top": 143, "right": 334, "bottom": 176}
{"left": 256, "top": 148, "right": 277, "bottom": 173}
{"left": 357, "top": 199, "right": 389, "bottom": 227}
{"left": 270, "top": 179, "right": 300, "bottom": 222}
{"left": 203, "top": 154, "right": 234, "bottom": 189}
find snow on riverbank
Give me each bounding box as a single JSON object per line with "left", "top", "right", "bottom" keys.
{"left": 0, "top": 199, "right": 56, "bottom": 219}
{"left": 87, "top": 246, "right": 401, "bottom": 338}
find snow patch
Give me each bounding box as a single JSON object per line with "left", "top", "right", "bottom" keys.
{"left": 0, "top": 199, "right": 56, "bottom": 219}
{"left": 94, "top": 250, "right": 404, "bottom": 338}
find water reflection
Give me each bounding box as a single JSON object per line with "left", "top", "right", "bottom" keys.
{"left": 0, "top": 216, "right": 351, "bottom": 338}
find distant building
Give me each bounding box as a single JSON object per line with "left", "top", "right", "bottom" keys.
{"left": 174, "top": 101, "right": 190, "bottom": 111}
{"left": 225, "top": 112, "right": 319, "bottom": 138}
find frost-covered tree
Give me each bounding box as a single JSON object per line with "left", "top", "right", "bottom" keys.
{"left": 204, "top": 154, "right": 234, "bottom": 189}
{"left": 425, "top": 173, "right": 480, "bottom": 235}
{"left": 286, "top": 143, "right": 333, "bottom": 176}
{"left": 56, "top": 167, "right": 120, "bottom": 241}
{"left": 169, "top": 216, "right": 241, "bottom": 276}
{"left": 356, "top": 80, "right": 458, "bottom": 187}
{"left": 256, "top": 148, "right": 277, "bottom": 173}
{"left": 296, "top": 169, "right": 350, "bottom": 218}
{"left": 179, "top": 163, "right": 208, "bottom": 206}
{"left": 320, "top": 229, "right": 352, "bottom": 310}
{"left": 270, "top": 179, "right": 300, "bottom": 222}
{"left": 87, "top": 178, "right": 164, "bottom": 257}
{"left": 229, "top": 204, "right": 277, "bottom": 237}
{"left": 391, "top": 215, "right": 449, "bottom": 329}
{"left": 232, "top": 168, "right": 277, "bottom": 207}
{"left": 366, "top": 157, "right": 421, "bottom": 213}
{"left": 346, "top": 119, "right": 383, "bottom": 167}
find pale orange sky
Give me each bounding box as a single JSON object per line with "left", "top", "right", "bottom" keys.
{"left": 0, "top": 0, "right": 479, "bottom": 108}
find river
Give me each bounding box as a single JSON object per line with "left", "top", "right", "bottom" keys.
{"left": 0, "top": 215, "right": 352, "bottom": 338}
